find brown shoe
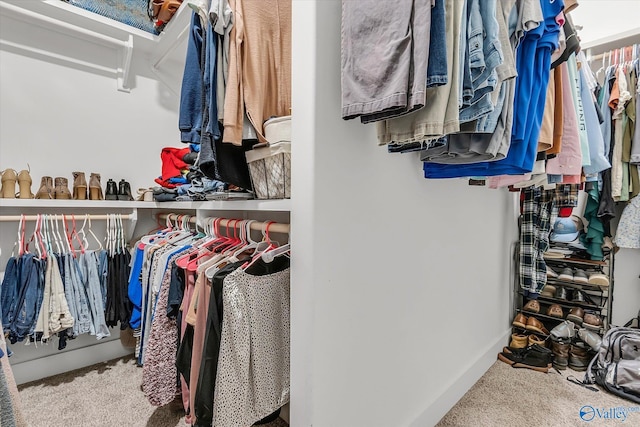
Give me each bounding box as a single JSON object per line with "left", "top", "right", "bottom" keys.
{"left": 510, "top": 333, "right": 528, "bottom": 349}
{"left": 569, "top": 343, "right": 591, "bottom": 371}
{"left": 523, "top": 300, "right": 540, "bottom": 314}
{"left": 35, "top": 176, "right": 54, "bottom": 199}
{"left": 72, "top": 172, "right": 87, "bottom": 200}
{"left": 16, "top": 169, "right": 34, "bottom": 199}
{"left": 525, "top": 316, "right": 549, "bottom": 335}
{"left": 528, "top": 334, "right": 547, "bottom": 347}
{"left": 540, "top": 285, "right": 556, "bottom": 297}
{"left": 583, "top": 313, "right": 603, "bottom": 331}
{"left": 567, "top": 307, "right": 585, "bottom": 325}
{"left": 54, "top": 177, "right": 72, "bottom": 200}
{"left": 89, "top": 173, "right": 104, "bottom": 200}
{"left": 512, "top": 313, "right": 528, "bottom": 329}
{"left": 551, "top": 337, "right": 570, "bottom": 369}
{"left": 546, "top": 304, "right": 564, "bottom": 318}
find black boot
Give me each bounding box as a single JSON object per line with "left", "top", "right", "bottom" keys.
{"left": 105, "top": 179, "right": 118, "bottom": 200}
{"left": 118, "top": 179, "right": 134, "bottom": 201}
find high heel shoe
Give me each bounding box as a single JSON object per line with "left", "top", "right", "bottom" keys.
{"left": 35, "top": 176, "right": 54, "bottom": 199}
{"left": 72, "top": 172, "right": 87, "bottom": 200}
{"left": 118, "top": 179, "right": 134, "bottom": 201}
{"left": 54, "top": 177, "right": 72, "bottom": 200}
{"left": 1, "top": 169, "right": 17, "bottom": 198}
{"left": 105, "top": 179, "right": 118, "bottom": 200}
{"left": 89, "top": 173, "right": 104, "bottom": 200}
{"left": 17, "top": 169, "right": 34, "bottom": 199}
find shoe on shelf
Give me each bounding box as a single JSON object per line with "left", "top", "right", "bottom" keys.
{"left": 568, "top": 343, "right": 591, "bottom": 371}
{"left": 105, "top": 179, "right": 118, "bottom": 200}
{"left": 528, "top": 334, "right": 547, "bottom": 347}
{"left": 512, "top": 313, "right": 528, "bottom": 329}
{"left": 137, "top": 188, "right": 154, "bottom": 202}
{"left": 525, "top": 316, "right": 549, "bottom": 335}
{"left": 16, "top": 168, "right": 34, "bottom": 199}
{"left": 89, "top": 173, "right": 104, "bottom": 200}
{"left": 35, "top": 176, "right": 54, "bottom": 199}
{"left": 509, "top": 333, "right": 528, "bottom": 349}
{"left": 558, "top": 268, "right": 574, "bottom": 282}
{"left": 498, "top": 344, "right": 553, "bottom": 373}
{"left": 72, "top": 171, "right": 87, "bottom": 200}
{"left": 551, "top": 336, "right": 570, "bottom": 370}
{"left": 602, "top": 236, "right": 614, "bottom": 252}
{"left": 578, "top": 328, "right": 602, "bottom": 352}
{"left": 546, "top": 304, "right": 564, "bottom": 318}
{"left": 523, "top": 300, "right": 540, "bottom": 314}
{"left": 588, "top": 272, "right": 609, "bottom": 287}
{"left": 573, "top": 269, "right": 589, "bottom": 284}
{"left": 53, "top": 177, "right": 71, "bottom": 200}
{"left": 540, "top": 285, "right": 556, "bottom": 298}
{"left": 117, "top": 179, "right": 134, "bottom": 201}
{"left": 550, "top": 320, "right": 576, "bottom": 339}
{"left": 583, "top": 313, "right": 603, "bottom": 331}
{"left": 566, "top": 307, "right": 585, "bottom": 325}
{"left": 546, "top": 266, "right": 559, "bottom": 278}
{"left": 1, "top": 169, "right": 17, "bottom": 198}
{"left": 555, "top": 286, "right": 568, "bottom": 301}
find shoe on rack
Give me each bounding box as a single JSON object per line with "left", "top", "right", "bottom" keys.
{"left": 546, "top": 304, "right": 564, "bottom": 318}
{"left": 16, "top": 168, "right": 34, "bottom": 199}
{"left": 571, "top": 290, "right": 586, "bottom": 304}
{"left": 35, "top": 176, "right": 54, "bottom": 199}
{"left": 566, "top": 307, "right": 585, "bottom": 325}
{"left": 602, "top": 236, "right": 614, "bottom": 252}
{"left": 528, "top": 334, "right": 547, "bottom": 347}
{"left": 555, "top": 286, "right": 568, "bottom": 301}
{"left": 509, "top": 333, "right": 528, "bottom": 349}
{"left": 498, "top": 344, "right": 553, "bottom": 373}
{"left": 53, "top": 177, "right": 71, "bottom": 200}
{"left": 578, "top": 328, "right": 602, "bottom": 352}
{"left": 72, "top": 171, "right": 87, "bottom": 200}
{"left": 568, "top": 343, "right": 591, "bottom": 371}
{"left": 105, "top": 179, "right": 118, "bottom": 200}
{"left": 525, "top": 316, "right": 549, "bottom": 335}
{"left": 550, "top": 320, "right": 576, "bottom": 339}
{"left": 1, "top": 169, "right": 17, "bottom": 198}
{"left": 512, "top": 313, "right": 529, "bottom": 329}
{"left": 117, "top": 179, "right": 134, "bottom": 201}
{"left": 551, "top": 336, "right": 570, "bottom": 370}
{"left": 89, "top": 173, "right": 104, "bottom": 200}
{"left": 558, "top": 268, "right": 574, "bottom": 282}
{"left": 583, "top": 313, "right": 603, "bottom": 331}
{"left": 541, "top": 285, "right": 556, "bottom": 298}
{"left": 573, "top": 269, "right": 589, "bottom": 284}
{"left": 523, "top": 300, "right": 541, "bottom": 314}
{"left": 588, "top": 272, "right": 609, "bottom": 287}
{"left": 547, "top": 266, "right": 559, "bottom": 278}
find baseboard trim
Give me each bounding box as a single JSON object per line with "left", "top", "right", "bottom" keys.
{"left": 410, "top": 328, "right": 512, "bottom": 427}
{"left": 11, "top": 339, "right": 133, "bottom": 385}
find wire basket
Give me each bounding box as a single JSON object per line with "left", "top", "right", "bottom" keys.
{"left": 246, "top": 142, "right": 291, "bottom": 199}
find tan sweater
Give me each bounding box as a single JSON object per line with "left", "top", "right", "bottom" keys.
{"left": 223, "top": 0, "right": 291, "bottom": 146}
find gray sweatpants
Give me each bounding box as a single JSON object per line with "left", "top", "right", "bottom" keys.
{"left": 341, "top": 0, "right": 432, "bottom": 123}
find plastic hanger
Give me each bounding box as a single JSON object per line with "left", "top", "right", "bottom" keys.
{"left": 243, "top": 221, "right": 278, "bottom": 270}
{"left": 12, "top": 214, "right": 26, "bottom": 258}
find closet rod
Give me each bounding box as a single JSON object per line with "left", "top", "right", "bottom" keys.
{"left": 158, "top": 213, "right": 290, "bottom": 234}
{"left": 0, "top": 214, "right": 136, "bottom": 222}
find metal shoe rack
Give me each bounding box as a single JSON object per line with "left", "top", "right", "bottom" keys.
{"left": 513, "top": 250, "right": 615, "bottom": 337}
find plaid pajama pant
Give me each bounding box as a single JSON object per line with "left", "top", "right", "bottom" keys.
{"left": 519, "top": 188, "right": 558, "bottom": 294}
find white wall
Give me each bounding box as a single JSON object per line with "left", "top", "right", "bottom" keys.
{"left": 0, "top": 12, "right": 186, "bottom": 194}
{"left": 570, "top": 1, "right": 640, "bottom": 44}
{"left": 291, "top": 2, "right": 517, "bottom": 426}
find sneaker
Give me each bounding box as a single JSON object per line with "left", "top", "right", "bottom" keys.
{"left": 573, "top": 269, "right": 589, "bottom": 284}
{"left": 498, "top": 345, "right": 553, "bottom": 373}
{"left": 566, "top": 307, "right": 584, "bottom": 325}
{"left": 541, "top": 285, "right": 556, "bottom": 297}
{"left": 546, "top": 266, "right": 559, "bottom": 278}
{"left": 555, "top": 286, "right": 568, "bottom": 300}
{"left": 583, "top": 313, "right": 603, "bottom": 331}
{"left": 558, "top": 268, "right": 574, "bottom": 282}
{"left": 588, "top": 273, "right": 609, "bottom": 287}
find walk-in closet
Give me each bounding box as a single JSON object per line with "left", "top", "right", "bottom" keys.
{"left": 1, "top": 1, "right": 640, "bottom": 426}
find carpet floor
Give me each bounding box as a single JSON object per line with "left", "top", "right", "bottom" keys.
{"left": 17, "top": 355, "right": 640, "bottom": 426}
{"left": 17, "top": 355, "right": 288, "bottom": 427}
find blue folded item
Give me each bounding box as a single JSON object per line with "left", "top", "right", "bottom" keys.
{"left": 65, "top": 0, "right": 157, "bottom": 34}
